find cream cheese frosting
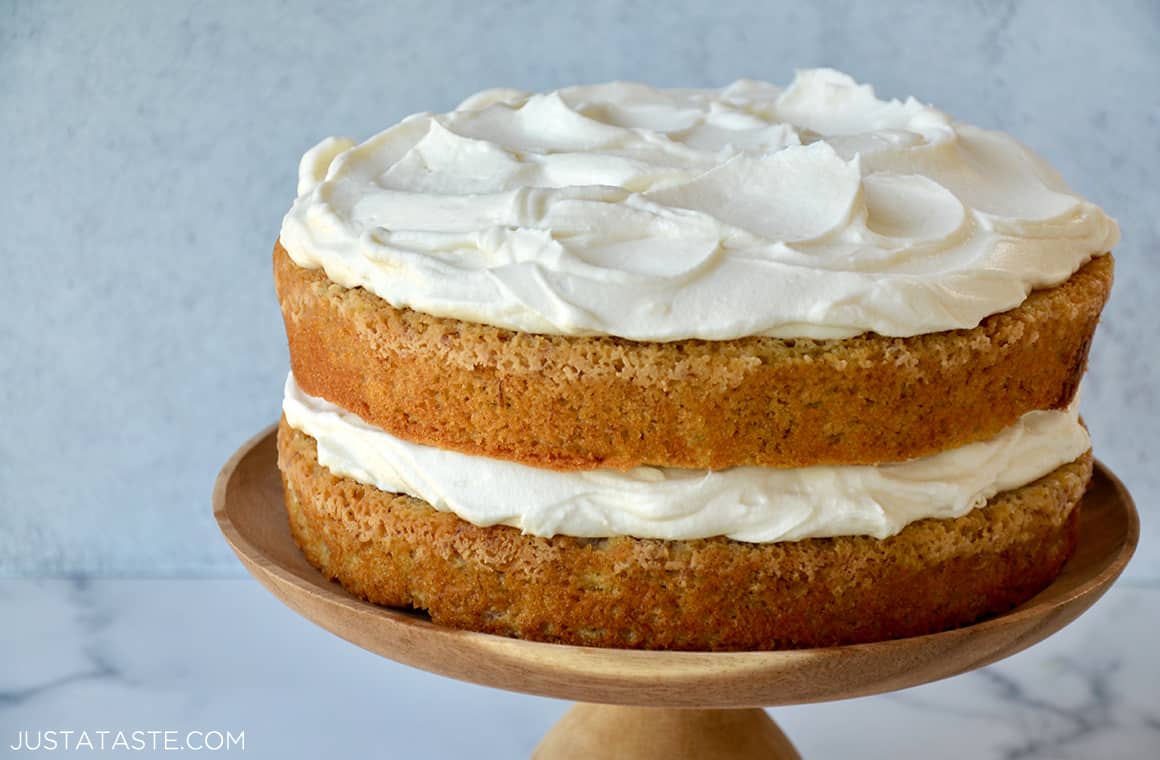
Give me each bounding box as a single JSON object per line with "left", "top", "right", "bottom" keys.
{"left": 282, "top": 374, "right": 1090, "bottom": 543}
{"left": 280, "top": 68, "right": 1118, "bottom": 341}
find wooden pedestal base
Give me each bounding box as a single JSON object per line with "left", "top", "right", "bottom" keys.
{"left": 533, "top": 705, "right": 800, "bottom": 760}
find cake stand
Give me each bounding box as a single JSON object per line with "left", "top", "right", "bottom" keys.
{"left": 214, "top": 425, "right": 1138, "bottom": 759}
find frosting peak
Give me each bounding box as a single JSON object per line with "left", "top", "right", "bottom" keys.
{"left": 281, "top": 69, "right": 1118, "bottom": 341}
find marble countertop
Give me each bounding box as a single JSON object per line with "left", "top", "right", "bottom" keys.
{"left": 2, "top": 580, "right": 1156, "bottom": 759}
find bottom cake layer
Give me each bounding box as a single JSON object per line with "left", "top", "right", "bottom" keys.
{"left": 276, "top": 420, "right": 1090, "bottom": 651}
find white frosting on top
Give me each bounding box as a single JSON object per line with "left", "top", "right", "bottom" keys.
{"left": 283, "top": 374, "right": 1090, "bottom": 542}
{"left": 280, "top": 69, "right": 1118, "bottom": 341}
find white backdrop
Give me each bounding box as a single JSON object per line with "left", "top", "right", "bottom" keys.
{"left": 2, "top": 0, "right": 1156, "bottom": 579}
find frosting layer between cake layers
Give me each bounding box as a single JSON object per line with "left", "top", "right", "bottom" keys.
{"left": 282, "top": 374, "right": 1089, "bottom": 543}
{"left": 280, "top": 68, "right": 1117, "bottom": 341}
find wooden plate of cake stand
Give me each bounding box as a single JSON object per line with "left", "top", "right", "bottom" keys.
{"left": 214, "top": 425, "right": 1138, "bottom": 759}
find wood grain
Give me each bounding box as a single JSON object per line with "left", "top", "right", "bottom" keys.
{"left": 532, "top": 706, "right": 802, "bottom": 760}
{"left": 213, "top": 424, "right": 1138, "bottom": 710}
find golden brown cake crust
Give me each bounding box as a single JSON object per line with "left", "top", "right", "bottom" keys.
{"left": 277, "top": 421, "right": 1089, "bottom": 651}
{"left": 274, "top": 242, "right": 1111, "bottom": 470}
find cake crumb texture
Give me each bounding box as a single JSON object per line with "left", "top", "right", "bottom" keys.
{"left": 277, "top": 420, "right": 1089, "bottom": 651}
{"left": 275, "top": 242, "right": 1111, "bottom": 471}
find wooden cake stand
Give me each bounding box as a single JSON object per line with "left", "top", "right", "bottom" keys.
{"left": 214, "top": 426, "right": 1138, "bottom": 759}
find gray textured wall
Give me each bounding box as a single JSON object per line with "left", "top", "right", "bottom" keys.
{"left": 2, "top": 0, "right": 1156, "bottom": 578}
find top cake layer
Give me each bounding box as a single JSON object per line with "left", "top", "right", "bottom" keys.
{"left": 281, "top": 69, "right": 1117, "bottom": 342}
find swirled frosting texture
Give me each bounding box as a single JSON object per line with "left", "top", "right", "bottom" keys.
{"left": 283, "top": 374, "right": 1090, "bottom": 542}
{"left": 281, "top": 69, "right": 1118, "bottom": 341}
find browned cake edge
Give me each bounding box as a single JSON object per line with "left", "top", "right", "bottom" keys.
{"left": 274, "top": 242, "right": 1112, "bottom": 471}
{"left": 276, "top": 420, "right": 1089, "bottom": 651}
